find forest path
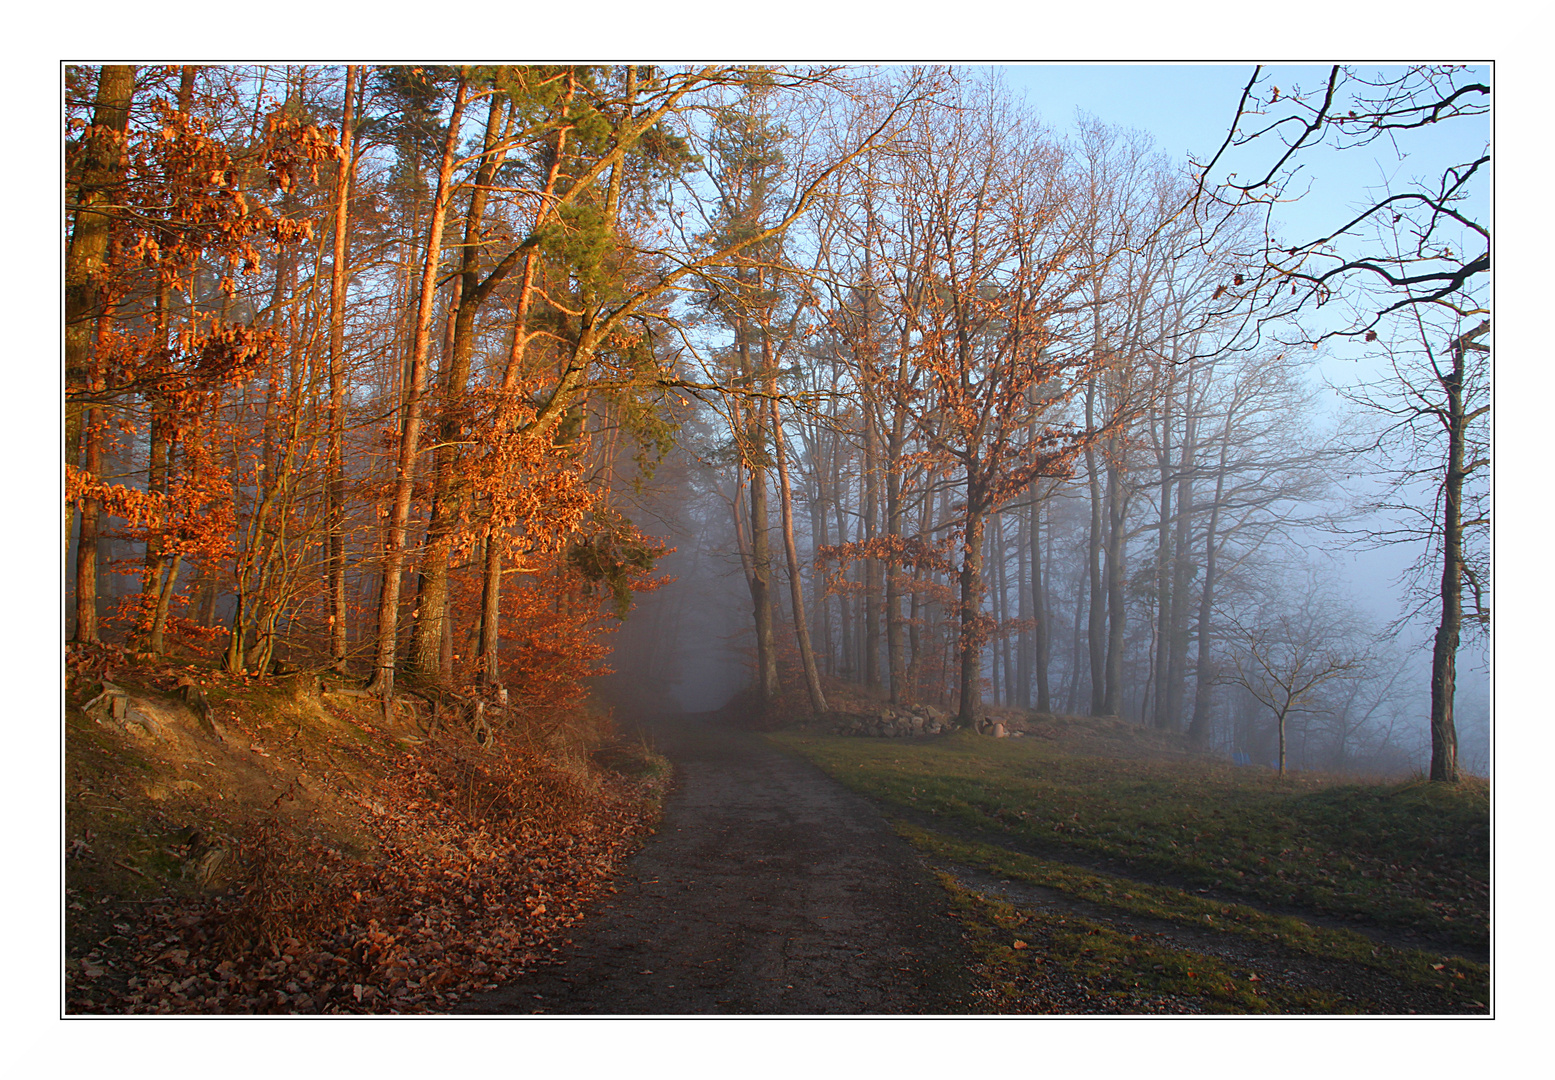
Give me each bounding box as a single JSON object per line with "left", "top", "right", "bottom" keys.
{"left": 462, "top": 712, "right": 980, "bottom": 1015}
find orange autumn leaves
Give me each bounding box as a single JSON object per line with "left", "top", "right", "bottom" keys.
{"left": 65, "top": 68, "right": 668, "bottom": 703}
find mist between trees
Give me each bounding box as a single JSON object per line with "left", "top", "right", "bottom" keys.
{"left": 64, "top": 64, "right": 1488, "bottom": 780}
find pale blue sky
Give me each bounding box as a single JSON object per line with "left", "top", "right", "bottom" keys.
{"left": 1003, "top": 63, "right": 1259, "bottom": 161}
{"left": 1001, "top": 62, "right": 1489, "bottom": 250}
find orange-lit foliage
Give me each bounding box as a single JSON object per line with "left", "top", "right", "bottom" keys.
{"left": 467, "top": 383, "right": 598, "bottom": 561}
{"left": 65, "top": 67, "right": 676, "bottom": 720}
{"left": 494, "top": 534, "right": 669, "bottom": 718}
{"left": 817, "top": 534, "right": 956, "bottom": 599}
{"left": 68, "top": 75, "right": 332, "bottom": 646}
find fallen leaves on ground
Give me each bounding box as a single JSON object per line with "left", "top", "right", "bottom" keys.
{"left": 65, "top": 736, "right": 664, "bottom": 1015}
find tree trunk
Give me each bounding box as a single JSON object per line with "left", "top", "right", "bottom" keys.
{"left": 477, "top": 76, "right": 575, "bottom": 685}
{"left": 1277, "top": 705, "right": 1289, "bottom": 779}
{"left": 148, "top": 553, "right": 182, "bottom": 654}
{"left": 861, "top": 410, "right": 883, "bottom": 693}
{"left": 66, "top": 65, "right": 136, "bottom": 550}
{"left": 994, "top": 513, "right": 1016, "bottom": 706}
{"left": 737, "top": 300, "right": 779, "bottom": 709}
{"left": 1187, "top": 425, "right": 1231, "bottom": 745}
{"left": 1103, "top": 454, "right": 1127, "bottom": 717}
{"left": 809, "top": 453, "right": 834, "bottom": 676}
{"left": 1165, "top": 370, "right": 1199, "bottom": 729}
{"left": 831, "top": 439, "right": 854, "bottom": 679}
{"left": 1015, "top": 504, "right": 1032, "bottom": 709}
{"left": 956, "top": 504, "right": 987, "bottom": 729}
{"left": 1032, "top": 498, "right": 1051, "bottom": 713}
{"left": 1429, "top": 323, "right": 1486, "bottom": 782}
{"left": 986, "top": 523, "right": 1000, "bottom": 707}
{"left": 73, "top": 448, "right": 102, "bottom": 643}
{"left": 326, "top": 65, "right": 358, "bottom": 672}
{"left": 367, "top": 74, "right": 469, "bottom": 700}
{"left": 884, "top": 428, "right": 908, "bottom": 704}
{"left": 771, "top": 396, "right": 827, "bottom": 713}
{"left": 748, "top": 452, "right": 779, "bottom": 708}
{"left": 908, "top": 484, "right": 933, "bottom": 700}
{"left": 72, "top": 303, "right": 114, "bottom": 643}
{"left": 411, "top": 88, "right": 514, "bottom": 677}
{"left": 1084, "top": 381, "right": 1107, "bottom": 715}
{"left": 1151, "top": 385, "right": 1174, "bottom": 728}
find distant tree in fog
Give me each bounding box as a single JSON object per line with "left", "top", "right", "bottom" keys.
{"left": 1227, "top": 587, "right": 1367, "bottom": 778}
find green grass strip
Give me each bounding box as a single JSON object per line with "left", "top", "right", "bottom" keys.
{"left": 938, "top": 872, "right": 1340, "bottom": 1014}
{"left": 771, "top": 730, "right": 1487, "bottom": 949}
{"left": 901, "top": 820, "right": 1487, "bottom": 1008}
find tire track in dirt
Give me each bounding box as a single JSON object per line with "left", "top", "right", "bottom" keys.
{"left": 462, "top": 712, "right": 980, "bottom": 1015}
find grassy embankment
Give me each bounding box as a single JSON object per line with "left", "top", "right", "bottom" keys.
{"left": 771, "top": 720, "right": 1488, "bottom": 1014}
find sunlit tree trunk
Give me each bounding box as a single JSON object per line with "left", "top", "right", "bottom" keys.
{"left": 148, "top": 554, "right": 182, "bottom": 654}
{"left": 66, "top": 64, "right": 135, "bottom": 552}
{"left": 479, "top": 73, "right": 575, "bottom": 685}
{"left": 326, "top": 65, "right": 359, "bottom": 672}
{"left": 412, "top": 85, "right": 516, "bottom": 677}
{"left": 72, "top": 306, "right": 113, "bottom": 643}
{"left": 368, "top": 73, "right": 469, "bottom": 699}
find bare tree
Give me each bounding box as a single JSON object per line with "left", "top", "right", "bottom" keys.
{"left": 1192, "top": 65, "right": 1488, "bottom": 781}
{"left": 1338, "top": 312, "right": 1489, "bottom": 782}
{"left": 1228, "top": 588, "right": 1366, "bottom": 778}
{"left": 1188, "top": 64, "right": 1488, "bottom": 345}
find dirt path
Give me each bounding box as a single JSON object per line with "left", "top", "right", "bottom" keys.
{"left": 463, "top": 712, "right": 979, "bottom": 1015}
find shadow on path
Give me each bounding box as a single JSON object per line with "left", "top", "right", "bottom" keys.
{"left": 463, "top": 712, "right": 979, "bottom": 1015}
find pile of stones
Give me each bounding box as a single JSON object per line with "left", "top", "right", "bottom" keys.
{"left": 823, "top": 703, "right": 1029, "bottom": 739}
{"left": 828, "top": 703, "right": 958, "bottom": 738}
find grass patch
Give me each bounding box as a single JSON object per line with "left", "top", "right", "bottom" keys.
{"left": 940, "top": 873, "right": 1340, "bottom": 1013}
{"left": 770, "top": 728, "right": 1488, "bottom": 950}
{"left": 903, "top": 822, "right": 1487, "bottom": 1008}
